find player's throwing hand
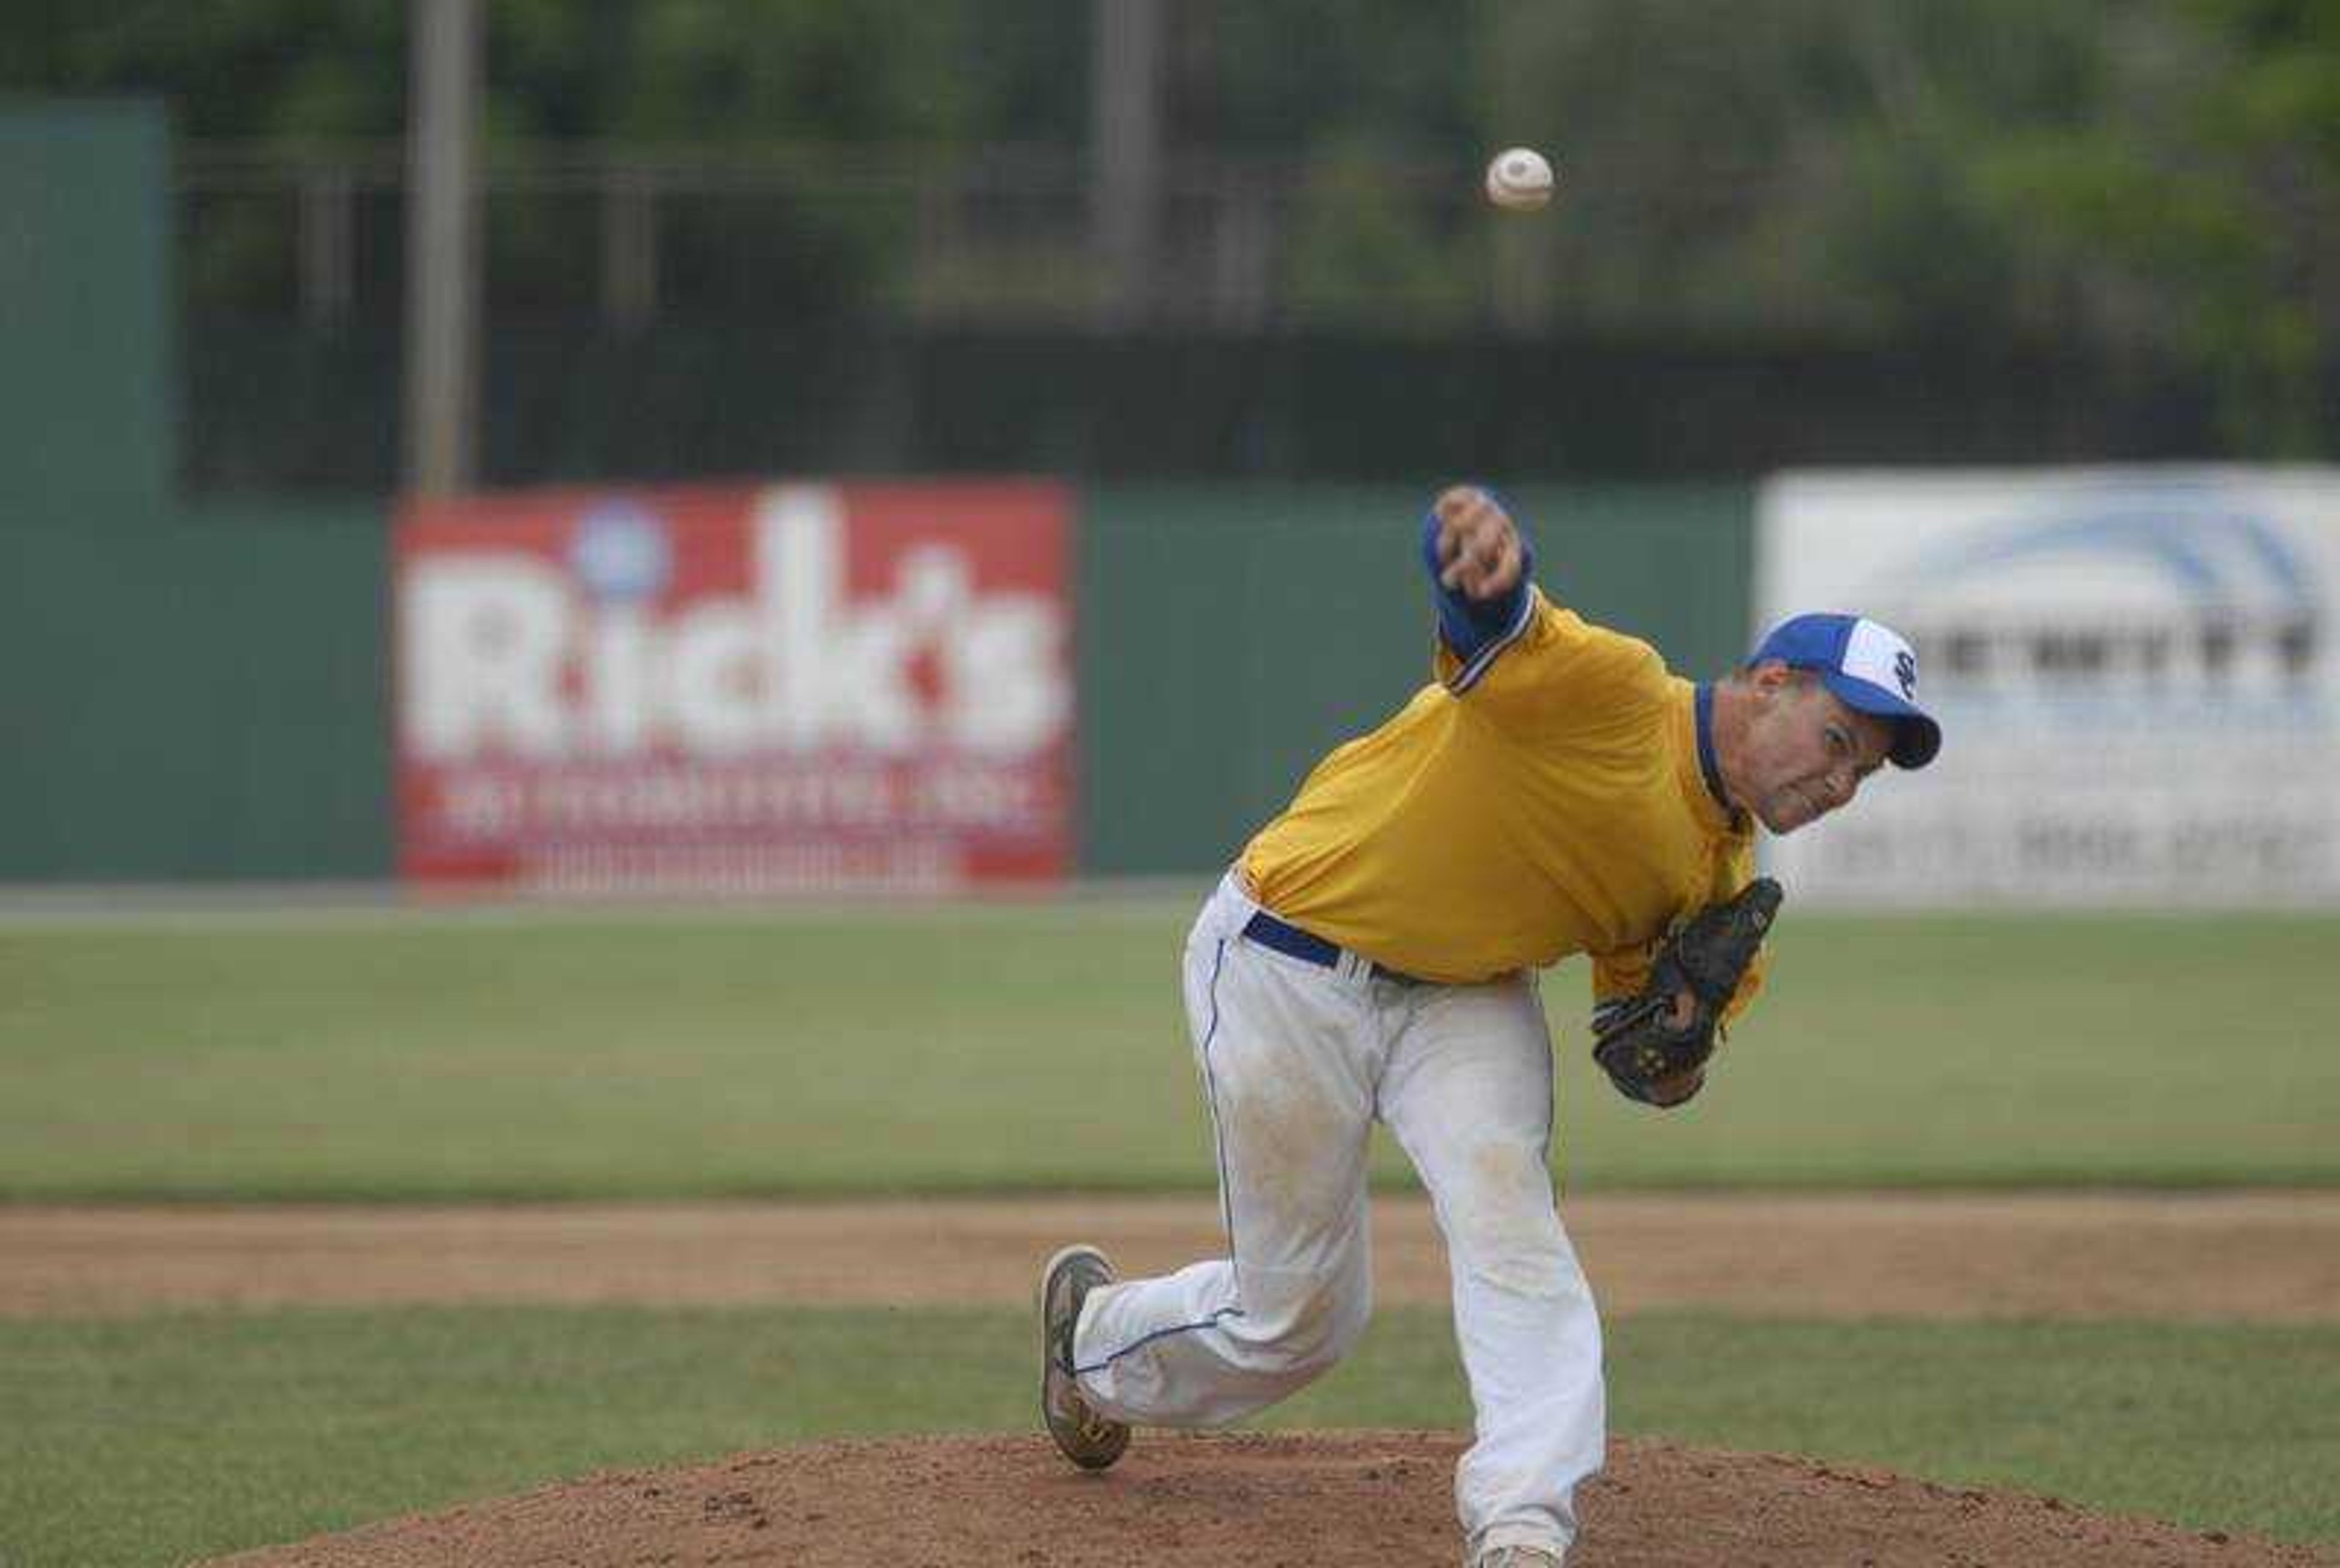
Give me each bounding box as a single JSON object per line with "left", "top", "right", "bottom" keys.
{"left": 1434, "top": 486, "right": 1525, "bottom": 601}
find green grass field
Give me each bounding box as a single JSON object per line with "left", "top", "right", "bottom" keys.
{"left": 2, "top": 1306, "right": 2335, "bottom": 1568}
{"left": 2, "top": 901, "right": 2336, "bottom": 1198}
{"left": 3, "top": 900, "right": 2336, "bottom": 1565}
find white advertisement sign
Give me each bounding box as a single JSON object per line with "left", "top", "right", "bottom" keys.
{"left": 1759, "top": 468, "right": 2340, "bottom": 907}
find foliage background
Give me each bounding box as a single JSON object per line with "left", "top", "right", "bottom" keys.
{"left": 5, "top": 0, "right": 2335, "bottom": 484}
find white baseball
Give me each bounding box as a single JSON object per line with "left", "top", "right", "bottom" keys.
{"left": 1484, "top": 147, "right": 1555, "bottom": 211}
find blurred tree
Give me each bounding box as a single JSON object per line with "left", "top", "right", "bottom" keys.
{"left": 1177, "top": 1, "right": 1475, "bottom": 156}
{"left": 1963, "top": 0, "right": 2339, "bottom": 452}
{"left": 1452, "top": 0, "right": 2333, "bottom": 447}
{"left": 0, "top": 1, "right": 1088, "bottom": 321}
{"left": 502, "top": 0, "right": 982, "bottom": 145}
{"left": 1278, "top": 132, "right": 1479, "bottom": 330}
{"left": 0, "top": 0, "right": 1069, "bottom": 146}
{"left": 479, "top": 0, "right": 1010, "bottom": 322}
{"left": 2, "top": 1, "right": 2329, "bottom": 452}
{"left": 0, "top": 0, "right": 407, "bottom": 137}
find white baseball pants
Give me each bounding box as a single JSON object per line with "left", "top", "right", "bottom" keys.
{"left": 1071, "top": 871, "right": 1605, "bottom": 1563}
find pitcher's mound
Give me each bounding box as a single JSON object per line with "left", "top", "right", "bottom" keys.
{"left": 207, "top": 1430, "right": 2333, "bottom": 1567}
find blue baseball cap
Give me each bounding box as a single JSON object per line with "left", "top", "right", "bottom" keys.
{"left": 1748, "top": 612, "right": 1942, "bottom": 770}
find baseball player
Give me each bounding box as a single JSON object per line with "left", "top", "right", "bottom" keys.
{"left": 1039, "top": 485, "right": 1941, "bottom": 1567}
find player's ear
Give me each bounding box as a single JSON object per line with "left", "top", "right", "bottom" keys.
{"left": 1746, "top": 660, "right": 1792, "bottom": 703}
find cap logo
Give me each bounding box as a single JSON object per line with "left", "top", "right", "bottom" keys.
{"left": 1893, "top": 650, "right": 1917, "bottom": 699}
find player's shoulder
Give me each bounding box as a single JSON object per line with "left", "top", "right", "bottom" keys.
{"left": 1524, "top": 595, "right": 1672, "bottom": 693}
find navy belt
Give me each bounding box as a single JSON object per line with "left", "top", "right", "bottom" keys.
{"left": 1241, "top": 910, "right": 1425, "bottom": 987}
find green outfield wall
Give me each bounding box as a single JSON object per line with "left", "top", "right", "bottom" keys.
{"left": 0, "top": 486, "right": 1748, "bottom": 881}
{"left": 0, "top": 504, "right": 388, "bottom": 879}
{"left": 0, "top": 102, "right": 174, "bottom": 518}
{"left": 1078, "top": 483, "right": 1751, "bottom": 873}
{"left": 0, "top": 103, "right": 384, "bottom": 881}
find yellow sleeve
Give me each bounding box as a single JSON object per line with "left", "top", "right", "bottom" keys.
{"left": 1590, "top": 943, "right": 1657, "bottom": 1007}
{"left": 1432, "top": 591, "right": 1670, "bottom": 741}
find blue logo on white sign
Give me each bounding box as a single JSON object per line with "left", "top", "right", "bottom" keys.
{"left": 1868, "top": 482, "right": 2322, "bottom": 694}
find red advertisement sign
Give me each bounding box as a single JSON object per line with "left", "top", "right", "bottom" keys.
{"left": 395, "top": 481, "right": 1074, "bottom": 893}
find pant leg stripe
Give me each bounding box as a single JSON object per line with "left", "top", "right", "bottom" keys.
{"left": 1196, "top": 937, "right": 1239, "bottom": 1272}
{"left": 1076, "top": 1305, "right": 1244, "bottom": 1377}
{"left": 1080, "top": 935, "right": 1251, "bottom": 1377}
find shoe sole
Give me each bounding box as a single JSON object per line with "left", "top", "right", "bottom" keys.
{"left": 1037, "top": 1243, "right": 1129, "bottom": 1471}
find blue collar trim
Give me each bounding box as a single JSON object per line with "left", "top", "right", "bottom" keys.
{"left": 1694, "top": 683, "right": 1732, "bottom": 810}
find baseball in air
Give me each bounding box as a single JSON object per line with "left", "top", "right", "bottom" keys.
{"left": 1484, "top": 147, "right": 1555, "bottom": 211}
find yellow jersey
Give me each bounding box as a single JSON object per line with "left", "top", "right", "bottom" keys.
{"left": 1240, "top": 587, "right": 1765, "bottom": 1014}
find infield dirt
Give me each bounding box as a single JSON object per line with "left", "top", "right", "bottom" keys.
{"left": 12, "top": 1194, "right": 2330, "bottom": 1567}
{"left": 10, "top": 1191, "right": 2339, "bottom": 1319}
{"left": 201, "top": 1430, "right": 2336, "bottom": 1568}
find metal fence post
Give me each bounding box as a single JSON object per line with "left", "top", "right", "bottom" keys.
{"left": 403, "top": 0, "right": 483, "bottom": 496}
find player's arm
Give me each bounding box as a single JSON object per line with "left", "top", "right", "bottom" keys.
{"left": 1422, "top": 485, "right": 1535, "bottom": 681}
{"left": 1422, "top": 484, "right": 1666, "bottom": 722}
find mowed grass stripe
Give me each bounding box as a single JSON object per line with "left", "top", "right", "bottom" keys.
{"left": 3, "top": 909, "right": 2338, "bottom": 1197}
{"left": 0, "top": 1307, "right": 2332, "bottom": 1568}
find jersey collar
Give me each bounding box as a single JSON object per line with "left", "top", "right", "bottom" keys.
{"left": 1673, "top": 681, "right": 1744, "bottom": 836}
{"left": 1694, "top": 683, "right": 1732, "bottom": 811}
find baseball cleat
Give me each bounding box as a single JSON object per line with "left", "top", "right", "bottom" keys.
{"left": 1037, "top": 1243, "right": 1130, "bottom": 1470}
{"left": 1474, "top": 1547, "right": 1566, "bottom": 1567}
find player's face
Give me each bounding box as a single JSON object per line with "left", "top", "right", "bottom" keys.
{"left": 1737, "top": 673, "right": 1895, "bottom": 835}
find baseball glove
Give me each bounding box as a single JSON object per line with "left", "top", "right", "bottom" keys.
{"left": 1592, "top": 878, "right": 1783, "bottom": 1107}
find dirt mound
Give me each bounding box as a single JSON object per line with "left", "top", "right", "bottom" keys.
{"left": 203, "top": 1430, "right": 2334, "bottom": 1567}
